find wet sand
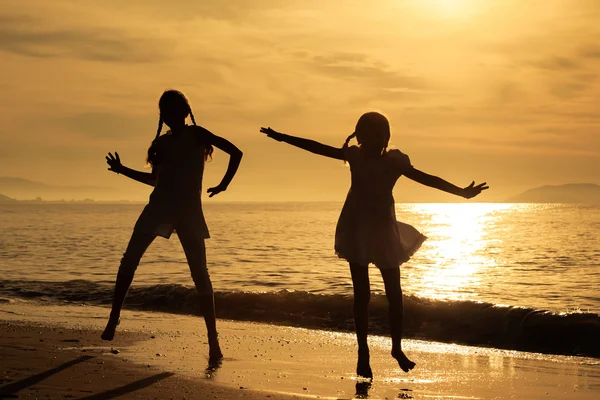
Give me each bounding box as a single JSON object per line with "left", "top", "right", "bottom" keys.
{"left": 1, "top": 301, "right": 599, "bottom": 399}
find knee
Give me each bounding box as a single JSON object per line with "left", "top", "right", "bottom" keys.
{"left": 354, "top": 288, "right": 371, "bottom": 308}
{"left": 191, "top": 268, "right": 213, "bottom": 296}
{"left": 118, "top": 253, "right": 140, "bottom": 277}
{"left": 386, "top": 291, "right": 403, "bottom": 308}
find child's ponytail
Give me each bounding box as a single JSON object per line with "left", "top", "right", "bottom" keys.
{"left": 146, "top": 90, "right": 214, "bottom": 166}
{"left": 342, "top": 132, "right": 356, "bottom": 149}
{"left": 146, "top": 117, "right": 164, "bottom": 166}
{"left": 341, "top": 132, "right": 356, "bottom": 164}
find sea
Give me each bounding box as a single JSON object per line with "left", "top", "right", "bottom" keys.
{"left": 1, "top": 202, "right": 598, "bottom": 357}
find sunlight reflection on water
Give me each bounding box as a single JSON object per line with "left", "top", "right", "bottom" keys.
{"left": 401, "top": 203, "right": 512, "bottom": 301}
{"left": 1, "top": 202, "right": 599, "bottom": 312}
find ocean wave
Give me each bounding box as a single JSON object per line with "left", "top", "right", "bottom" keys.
{"left": 1, "top": 279, "right": 598, "bottom": 357}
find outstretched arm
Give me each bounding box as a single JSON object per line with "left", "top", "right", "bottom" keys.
{"left": 260, "top": 127, "right": 344, "bottom": 160}
{"left": 106, "top": 152, "right": 157, "bottom": 187}
{"left": 404, "top": 167, "right": 488, "bottom": 199}
{"left": 200, "top": 129, "right": 243, "bottom": 198}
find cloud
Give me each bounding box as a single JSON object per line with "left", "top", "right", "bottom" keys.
{"left": 0, "top": 15, "right": 168, "bottom": 63}
{"left": 108, "top": 0, "right": 326, "bottom": 22}
{"left": 307, "top": 52, "right": 427, "bottom": 91}
{"left": 487, "top": 81, "right": 526, "bottom": 104}
{"left": 531, "top": 56, "right": 581, "bottom": 71}
{"left": 549, "top": 81, "right": 589, "bottom": 99}
{"left": 1, "top": 0, "right": 598, "bottom": 196}
{"left": 580, "top": 45, "right": 600, "bottom": 60}
{"left": 56, "top": 112, "right": 155, "bottom": 140}
{"left": 517, "top": 49, "right": 599, "bottom": 100}
{"left": 409, "top": 126, "right": 600, "bottom": 156}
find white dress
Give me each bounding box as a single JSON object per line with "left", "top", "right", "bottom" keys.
{"left": 134, "top": 126, "right": 210, "bottom": 241}
{"left": 335, "top": 146, "right": 426, "bottom": 269}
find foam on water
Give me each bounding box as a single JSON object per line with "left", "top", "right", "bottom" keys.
{"left": 1, "top": 279, "right": 598, "bottom": 357}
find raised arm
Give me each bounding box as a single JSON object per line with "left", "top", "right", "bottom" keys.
{"left": 260, "top": 127, "right": 345, "bottom": 160}
{"left": 106, "top": 152, "right": 157, "bottom": 187}
{"left": 404, "top": 167, "right": 488, "bottom": 199}
{"left": 195, "top": 127, "right": 243, "bottom": 198}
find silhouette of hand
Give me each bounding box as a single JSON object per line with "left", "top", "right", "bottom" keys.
{"left": 260, "top": 127, "right": 284, "bottom": 141}
{"left": 462, "top": 181, "right": 489, "bottom": 199}
{"left": 106, "top": 152, "right": 123, "bottom": 174}
{"left": 207, "top": 184, "right": 226, "bottom": 198}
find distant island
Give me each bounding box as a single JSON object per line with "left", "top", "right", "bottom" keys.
{"left": 0, "top": 193, "right": 139, "bottom": 204}
{"left": 3, "top": 176, "right": 600, "bottom": 204}
{"left": 0, "top": 176, "right": 145, "bottom": 202}
{"left": 0, "top": 177, "right": 112, "bottom": 199}
{"left": 507, "top": 183, "right": 600, "bottom": 203}
{"left": 0, "top": 193, "right": 17, "bottom": 203}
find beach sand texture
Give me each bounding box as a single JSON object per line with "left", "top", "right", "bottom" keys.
{"left": 1, "top": 302, "right": 598, "bottom": 399}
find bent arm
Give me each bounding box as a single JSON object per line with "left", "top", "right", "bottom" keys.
{"left": 261, "top": 127, "right": 344, "bottom": 160}
{"left": 106, "top": 151, "right": 157, "bottom": 187}
{"left": 210, "top": 134, "right": 243, "bottom": 191}
{"left": 404, "top": 167, "right": 465, "bottom": 197}
{"left": 117, "top": 166, "right": 157, "bottom": 187}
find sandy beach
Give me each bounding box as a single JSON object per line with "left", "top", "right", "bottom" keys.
{"left": 1, "top": 300, "right": 598, "bottom": 399}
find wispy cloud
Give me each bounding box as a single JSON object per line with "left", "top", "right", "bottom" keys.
{"left": 56, "top": 112, "right": 156, "bottom": 140}
{"left": 308, "top": 52, "right": 427, "bottom": 91}
{"left": 580, "top": 45, "right": 600, "bottom": 60}
{"left": 530, "top": 56, "right": 581, "bottom": 71}
{"left": 0, "top": 15, "right": 168, "bottom": 62}
{"left": 0, "top": 0, "right": 598, "bottom": 199}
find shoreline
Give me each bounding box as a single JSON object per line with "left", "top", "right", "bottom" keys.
{"left": 1, "top": 280, "right": 598, "bottom": 358}
{"left": 1, "top": 302, "right": 599, "bottom": 399}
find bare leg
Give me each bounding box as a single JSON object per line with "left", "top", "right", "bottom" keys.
{"left": 350, "top": 263, "right": 372, "bottom": 379}
{"left": 177, "top": 225, "right": 222, "bottom": 360}
{"left": 380, "top": 267, "right": 415, "bottom": 373}
{"left": 102, "top": 231, "right": 156, "bottom": 340}
{"left": 199, "top": 293, "right": 222, "bottom": 360}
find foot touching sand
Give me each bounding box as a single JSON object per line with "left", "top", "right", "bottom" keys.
{"left": 356, "top": 348, "right": 373, "bottom": 379}
{"left": 100, "top": 318, "right": 119, "bottom": 341}
{"left": 209, "top": 344, "right": 223, "bottom": 362}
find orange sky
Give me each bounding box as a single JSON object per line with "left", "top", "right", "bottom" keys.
{"left": 0, "top": 0, "right": 599, "bottom": 201}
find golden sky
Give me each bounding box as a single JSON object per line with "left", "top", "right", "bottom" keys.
{"left": 0, "top": 0, "right": 599, "bottom": 201}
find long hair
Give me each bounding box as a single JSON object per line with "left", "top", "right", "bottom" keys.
{"left": 146, "top": 90, "right": 213, "bottom": 166}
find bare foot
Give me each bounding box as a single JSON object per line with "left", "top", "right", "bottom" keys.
{"left": 206, "top": 357, "right": 223, "bottom": 376}
{"left": 356, "top": 348, "right": 373, "bottom": 379}
{"left": 208, "top": 337, "right": 223, "bottom": 361}
{"left": 355, "top": 380, "right": 372, "bottom": 398}
{"left": 392, "top": 349, "right": 415, "bottom": 373}
{"left": 101, "top": 318, "right": 119, "bottom": 341}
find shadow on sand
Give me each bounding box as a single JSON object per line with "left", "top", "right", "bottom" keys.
{"left": 0, "top": 355, "right": 95, "bottom": 398}
{"left": 78, "top": 372, "right": 174, "bottom": 400}
{"left": 0, "top": 355, "right": 173, "bottom": 400}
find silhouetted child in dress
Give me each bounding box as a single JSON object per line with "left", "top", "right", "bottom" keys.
{"left": 102, "top": 90, "right": 243, "bottom": 362}
{"left": 261, "top": 112, "right": 487, "bottom": 377}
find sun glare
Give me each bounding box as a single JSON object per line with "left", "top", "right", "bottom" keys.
{"left": 408, "top": 204, "right": 512, "bottom": 300}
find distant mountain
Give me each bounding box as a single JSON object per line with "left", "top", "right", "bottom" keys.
{"left": 0, "top": 177, "right": 114, "bottom": 200}
{"left": 507, "top": 183, "right": 600, "bottom": 203}
{"left": 0, "top": 193, "right": 17, "bottom": 203}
